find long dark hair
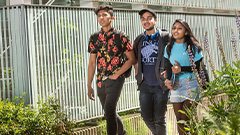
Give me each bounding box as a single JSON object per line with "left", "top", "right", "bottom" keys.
{"left": 166, "top": 19, "right": 202, "bottom": 58}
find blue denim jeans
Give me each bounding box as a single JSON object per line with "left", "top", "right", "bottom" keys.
{"left": 139, "top": 82, "right": 169, "bottom": 135}
{"left": 97, "top": 76, "right": 126, "bottom": 135}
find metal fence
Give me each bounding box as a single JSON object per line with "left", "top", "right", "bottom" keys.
{"left": 82, "top": 0, "right": 240, "bottom": 10}
{"left": 36, "top": 0, "right": 240, "bottom": 10}
{"left": 0, "top": 4, "right": 239, "bottom": 122}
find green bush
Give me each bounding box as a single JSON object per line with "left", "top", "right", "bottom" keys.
{"left": 183, "top": 61, "right": 240, "bottom": 135}
{"left": 0, "top": 97, "right": 74, "bottom": 135}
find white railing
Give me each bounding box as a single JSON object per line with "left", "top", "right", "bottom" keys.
{"left": 0, "top": 4, "right": 239, "bottom": 122}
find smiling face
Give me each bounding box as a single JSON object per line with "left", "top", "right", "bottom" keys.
{"left": 172, "top": 22, "right": 187, "bottom": 43}
{"left": 140, "top": 12, "right": 156, "bottom": 31}
{"left": 97, "top": 10, "right": 114, "bottom": 30}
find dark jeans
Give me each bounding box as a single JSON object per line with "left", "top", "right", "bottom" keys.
{"left": 139, "top": 82, "right": 169, "bottom": 135}
{"left": 97, "top": 76, "right": 126, "bottom": 135}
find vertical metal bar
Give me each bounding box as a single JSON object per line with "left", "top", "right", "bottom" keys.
{"left": 72, "top": 8, "right": 78, "bottom": 120}
{"left": 42, "top": 6, "right": 48, "bottom": 100}
{"left": 0, "top": 8, "right": 4, "bottom": 100}
{"left": 48, "top": 7, "right": 55, "bottom": 97}
{"left": 59, "top": 7, "right": 64, "bottom": 111}
{"left": 77, "top": 8, "right": 84, "bottom": 120}
{"left": 9, "top": 7, "right": 16, "bottom": 100}
{"left": 22, "top": 6, "right": 30, "bottom": 103}
{"left": 39, "top": 6, "right": 45, "bottom": 100}
{"left": 5, "top": 7, "right": 11, "bottom": 98}
{"left": 34, "top": 6, "right": 41, "bottom": 101}
{"left": 51, "top": 7, "right": 58, "bottom": 98}
{"left": 63, "top": 8, "right": 70, "bottom": 116}
{"left": 68, "top": 8, "right": 75, "bottom": 120}
{"left": 81, "top": 9, "right": 88, "bottom": 119}
{"left": 2, "top": 8, "right": 7, "bottom": 99}
{"left": 75, "top": 8, "right": 81, "bottom": 120}
{"left": 71, "top": 8, "right": 77, "bottom": 119}
{"left": 26, "top": 6, "right": 37, "bottom": 105}
{"left": 44, "top": 6, "right": 50, "bottom": 97}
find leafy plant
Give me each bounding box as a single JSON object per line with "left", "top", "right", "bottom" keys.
{"left": 180, "top": 60, "right": 240, "bottom": 135}
{"left": 0, "top": 96, "right": 75, "bottom": 135}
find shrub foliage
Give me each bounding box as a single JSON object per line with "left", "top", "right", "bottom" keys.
{"left": 0, "top": 97, "right": 74, "bottom": 135}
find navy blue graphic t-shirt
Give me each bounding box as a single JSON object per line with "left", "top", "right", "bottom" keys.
{"left": 141, "top": 30, "right": 160, "bottom": 86}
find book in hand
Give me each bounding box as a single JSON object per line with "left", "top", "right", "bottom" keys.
{"left": 171, "top": 73, "right": 175, "bottom": 87}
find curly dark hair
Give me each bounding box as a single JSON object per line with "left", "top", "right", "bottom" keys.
{"left": 166, "top": 19, "right": 202, "bottom": 58}
{"left": 94, "top": 5, "right": 113, "bottom": 16}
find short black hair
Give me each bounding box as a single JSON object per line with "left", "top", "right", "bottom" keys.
{"left": 94, "top": 5, "right": 113, "bottom": 16}
{"left": 139, "top": 8, "right": 157, "bottom": 19}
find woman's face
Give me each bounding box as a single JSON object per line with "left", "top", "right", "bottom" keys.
{"left": 171, "top": 22, "right": 187, "bottom": 43}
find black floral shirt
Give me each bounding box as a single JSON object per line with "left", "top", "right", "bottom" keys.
{"left": 88, "top": 28, "right": 132, "bottom": 88}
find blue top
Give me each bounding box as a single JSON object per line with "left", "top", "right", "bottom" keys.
{"left": 141, "top": 29, "right": 160, "bottom": 86}
{"left": 164, "top": 42, "right": 203, "bottom": 80}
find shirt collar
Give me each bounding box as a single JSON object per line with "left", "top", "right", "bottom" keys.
{"left": 100, "top": 27, "right": 114, "bottom": 35}
{"left": 144, "top": 28, "right": 160, "bottom": 40}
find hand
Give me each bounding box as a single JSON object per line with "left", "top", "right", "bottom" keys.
{"left": 161, "top": 71, "right": 166, "bottom": 78}
{"left": 108, "top": 74, "right": 119, "bottom": 80}
{"left": 172, "top": 60, "right": 181, "bottom": 74}
{"left": 166, "top": 79, "right": 174, "bottom": 90}
{"left": 87, "top": 86, "right": 95, "bottom": 101}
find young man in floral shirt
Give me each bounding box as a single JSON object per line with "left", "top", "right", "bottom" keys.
{"left": 87, "top": 5, "right": 135, "bottom": 135}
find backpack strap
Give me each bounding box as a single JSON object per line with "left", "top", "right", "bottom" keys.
{"left": 133, "top": 34, "right": 144, "bottom": 60}
{"left": 115, "top": 30, "right": 122, "bottom": 45}
{"left": 159, "top": 30, "right": 170, "bottom": 70}
{"left": 93, "top": 31, "right": 100, "bottom": 43}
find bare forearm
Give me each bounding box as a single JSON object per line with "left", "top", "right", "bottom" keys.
{"left": 88, "top": 63, "right": 96, "bottom": 87}
{"left": 114, "top": 58, "right": 134, "bottom": 77}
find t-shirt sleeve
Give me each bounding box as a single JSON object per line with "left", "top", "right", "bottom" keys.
{"left": 88, "top": 34, "right": 97, "bottom": 54}
{"left": 164, "top": 46, "right": 169, "bottom": 59}
{"left": 194, "top": 47, "right": 203, "bottom": 62}
{"left": 120, "top": 32, "right": 133, "bottom": 52}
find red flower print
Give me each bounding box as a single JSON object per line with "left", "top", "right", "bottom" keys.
{"left": 97, "top": 82, "right": 102, "bottom": 88}
{"left": 108, "top": 39, "right": 113, "bottom": 45}
{"left": 113, "top": 34, "right": 115, "bottom": 40}
{"left": 108, "top": 45, "right": 111, "bottom": 52}
{"left": 99, "top": 57, "right": 106, "bottom": 67}
{"left": 97, "top": 63, "right": 101, "bottom": 69}
{"left": 98, "top": 34, "right": 106, "bottom": 43}
{"left": 97, "top": 75, "right": 101, "bottom": 80}
{"left": 107, "top": 64, "right": 112, "bottom": 71}
{"left": 89, "top": 43, "right": 95, "bottom": 49}
{"left": 122, "top": 37, "right": 127, "bottom": 43}
{"left": 111, "top": 57, "right": 119, "bottom": 66}
{"left": 112, "top": 47, "right": 118, "bottom": 53}
{"left": 97, "top": 52, "right": 101, "bottom": 57}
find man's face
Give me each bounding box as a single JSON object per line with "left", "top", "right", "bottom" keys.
{"left": 140, "top": 12, "right": 156, "bottom": 31}
{"left": 97, "top": 10, "right": 114, "bottom": 28}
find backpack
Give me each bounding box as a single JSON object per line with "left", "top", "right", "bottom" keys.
{"left": 92, "top": 30, "right": 132, "bottom": 78}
